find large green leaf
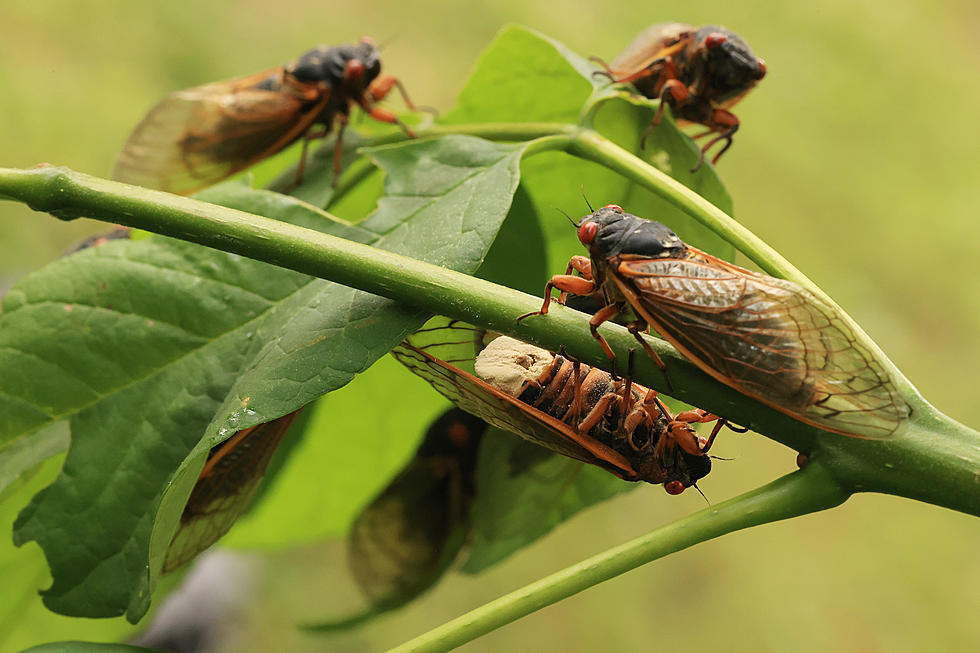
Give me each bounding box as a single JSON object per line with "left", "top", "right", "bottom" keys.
{"left": 3, "top": 135, "right": 527, "bottom": 621}
{"left": 0, "top": 457, "right": 140, "bottom": 651}
{"left": 445, "top": 25, "right": 734, "bottom": 276}
{"left": 432, "top": 25, "right": 736, "bottom": 573}
{"left": 222, "top": 187, "right": 547, "bottom": 548}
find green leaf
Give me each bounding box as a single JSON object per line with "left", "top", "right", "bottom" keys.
{"left": 443, "top": 26, "right": 594, "bottom": 125}
{"left": 221, "top": 175, "right": 546, "bottom": 550}
{"left": 0, "top": 421, "right": 67, "bottom": 499}
{"left": 462, "top": 428, "right": 632, "bottom": 573}
{"left": 0, "top": 457, "right": 139, "bottom": 651}
{"left": 445, "top": 25, "right": 733, "bottom": 273}
{"left": 4, "top": 135, "right": 527, "bottom": 621}
{"left": 418, "top": 27, "right": 736, "bottom": 574}
{"left": 219, "top": 356, "right": 450, "bottom": 546}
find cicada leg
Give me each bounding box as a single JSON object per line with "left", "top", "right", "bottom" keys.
{"left": 331, "top": 114, "right": 349, "bottom": 182}
{"left": 369, "top": 75, "right": 414, "bottom": 109}
{"left": 623, "top": 318, "right": 671, "bottom": 391}
{"left": 670, "top": 409, "right": 729, "bottom": 454}
{"left": 287, "top": 124, "right": 331, "bottom": 190}
{"left": 574, "top": 390, "right": 620, "bottom": 434}
{"left": 691, "top": 109, "right": 739, "bottom": 172}
{"left": 555, "top": 256, "right": 593, "bottom": 305}
{"left": 517, "top": 258, "right": 598, "bottom": 321}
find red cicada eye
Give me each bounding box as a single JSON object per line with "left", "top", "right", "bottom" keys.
{"left": 578, "top": 221, "right": 598, "bottom": 245}
{"left": 756, "top": 59, "right": 767, "bottom": 79}
{"left": 664, "top": 480, "right": 686, "bottom": 495}
{"left": 344, "top": 59, "right": 365, "bottom": 82}
{"left": 603, "top": 204, "right": 623, "bottom": 212}
{"left": 705, "top": 32, "right": 727, "bottom": 49}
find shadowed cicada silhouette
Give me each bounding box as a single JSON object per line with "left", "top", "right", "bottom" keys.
{"left": 594, "top": 22, "right": 766, "bottom": 169}
{"left": 392, "top": 320, "right": 729, "bottom": 495}
{"left": 115, "top": 37, "right": 421, "bottom": 194}
{"left": 520, "top": 204, "right": 911, "bottom": 439}
{"left": 342, "top": 408, "right": 485, "bottom": 623}
{"left": 164, "top": 409, "right": 302, "bottom": 573}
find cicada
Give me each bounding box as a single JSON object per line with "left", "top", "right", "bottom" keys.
{"left": 114, "top": 37, "right": 419, "bottom": 195}
{"left": 522, "top": 204, "right": 911, "bottom": 439}
{"left": 597, "top": 23, "right": 766, "bottom": 169}
{"left": 392, "top": 322, "right": 725, "bottom": 495}
{"left": 164, "top": 409, "right": 301, "bottom": 573}
{"left": 345, "top": 408, "right": 485, "bottom": 615}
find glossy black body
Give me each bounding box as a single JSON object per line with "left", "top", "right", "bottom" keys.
{"left": 582, "top": 206, "right": 688, "bottom": 259}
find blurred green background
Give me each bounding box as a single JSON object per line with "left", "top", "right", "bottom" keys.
{"left": 1, "top": 1, "right": 978, "bottom": 651}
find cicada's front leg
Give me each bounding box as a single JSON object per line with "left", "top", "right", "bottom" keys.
{"left": 690, "top": 109, "right": 739, "bottom": 172}
{"left": 518, "top": 255, "right": 628, "bottom": 371}
{"left": 518, "top": 255, "right": 598, "bottom": 321}
{"left": 670, "top": 409, "right": 727, "bottom": 455}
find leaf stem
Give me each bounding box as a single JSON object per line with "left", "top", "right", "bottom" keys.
{"left": 387, "top": 462, "right": 849, "bottom": 653}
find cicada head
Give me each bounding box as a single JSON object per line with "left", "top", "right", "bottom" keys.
{"left": 695, "top": 26, "right": 766, "bottom": 99}
{"left": 661, "top": 448, "right": 712, "bottom": 495}
{"left": 578, "top": 205, "right": 687, "bottom": 260}
{"left": 289, "top": 37, "right": 382, "bottom": 91}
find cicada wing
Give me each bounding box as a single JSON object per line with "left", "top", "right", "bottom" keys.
{"left": 163, "top": 410, "right": 300, "bottom": 573}
{"left": 608, "top": 22, "right": 695, "bottom": 75}
{"left": 114, "top": 70, "right": 323, "bottom": 195}
{"left": 348, "top": 463, "right": 465, "bottom": 606}
{"left": 615, "top": 253, "right": 910, "bottom": 438}
{"left": 391, "top": 328, "right": 639, "bottom": 478}
{"left": 348, "top": 409, "right": 483, "bottom": 610}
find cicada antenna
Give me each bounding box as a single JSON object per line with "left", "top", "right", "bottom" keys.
{"left": 374, "top": 34, "right": 397, "bottom": 52}
{"left": 580, "top": 185, "right": 594, "bottom": 212}
{"left": 553, "top": 206, "right": 578, "bottom": 228}
{"left": 691, "top": 483, "right": 709, "bottom": 504}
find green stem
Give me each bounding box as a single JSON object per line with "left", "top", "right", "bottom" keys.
{"left": 1, "top": 165, "right": 977, "bottom": 517}
{"left": 354, "top": 122, "right": 792, "bottom": 279}
{"left": 301, "top": 122, "right": 917, "bottom": 405}
{"left": 388, "top": 462, "right": 849, "bottom": 653}
{"left": 0, "top": 166, "right": 810, "bottom": 451}
{"left": 265, "top": 122, "right": 904, "bottom": 397}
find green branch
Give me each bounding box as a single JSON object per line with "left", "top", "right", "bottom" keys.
{"left": 388, "top": 462, "right": 849, "bottom": 653}
{"left": 1, "top": 164, "right": 977, "bottom": 653}
{"left": 292, "top": 122, "right": 917, "bottom": 404}
{"left": 0, "top": 165, "right": 976, "bottom": 518}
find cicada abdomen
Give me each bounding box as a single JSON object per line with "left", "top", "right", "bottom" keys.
{"left": 392, "top": 322, "right": 720, "bottom": 494}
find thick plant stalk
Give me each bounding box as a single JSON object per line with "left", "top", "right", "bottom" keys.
{"left": 0, "top": 165, "right": 976, "bottom": 519}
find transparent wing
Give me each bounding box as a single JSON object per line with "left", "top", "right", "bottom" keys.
{"left": 163, "top": 410, "right": 300, "bottom": 573}
{"left": 609, "top": 22, "right": 694, "bottom": 74}
{"left": 615, "top": 251, "right": 910, "bottom": 438}
{"left": 348, "top": 459, "right": 465, "bottom": 606}
{"left": 391, "top": 326, "right": 639, "bottom": 478}
{"left": 114, "top": 70, "right": 324, "bottom": 195}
